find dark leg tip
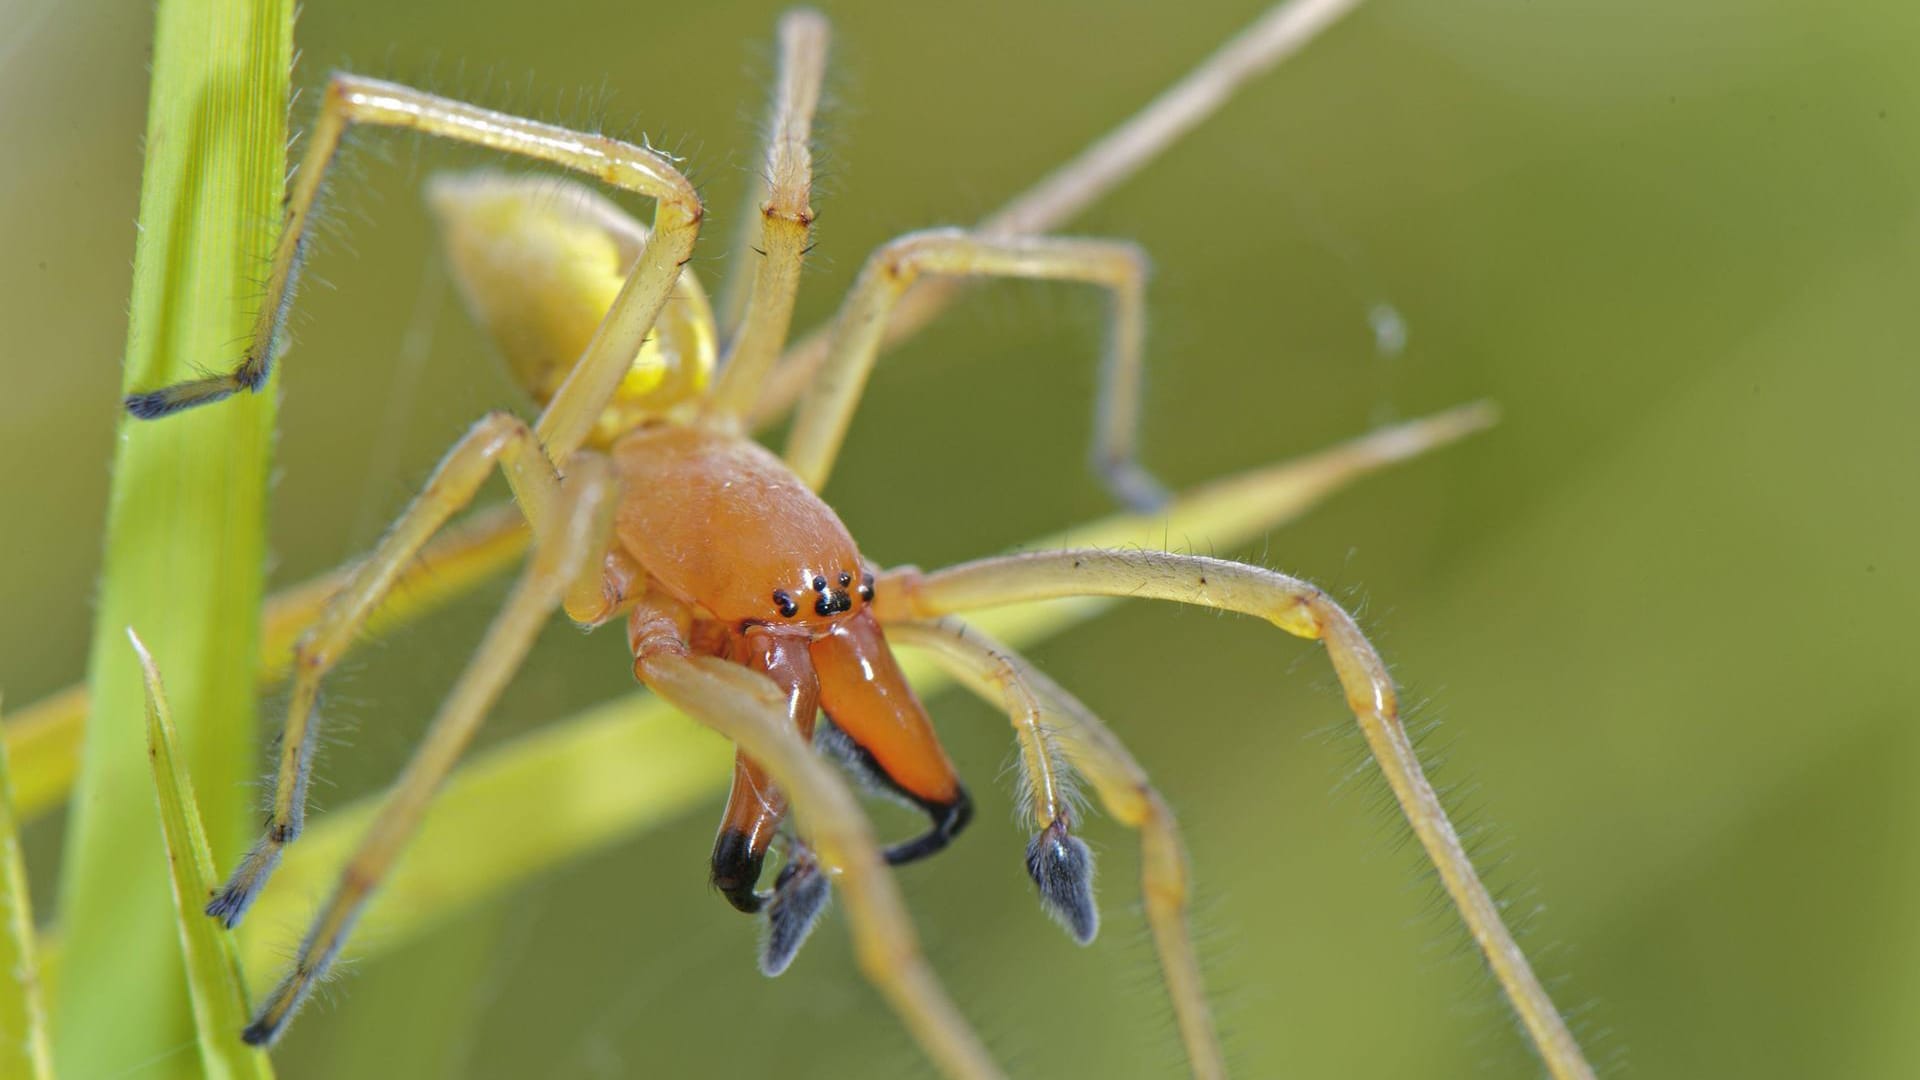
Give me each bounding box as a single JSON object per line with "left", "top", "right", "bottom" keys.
{"left": 123, "top": 389, "right": 186, "bottom": 420}
{"left": 205, "top": 841, "right": 281, "bottom": 928}
{"left": 760, "top": 851, "right": 831, "bottom": 977}
{"left": 240, "top": 1018, "right": 278, "bottom": 1047}
{"left": 1026, "top": 819, "right": 1099, "bottom": 945}
{"left": 205, "top": 883, "right": 258, "bottom": 929}
{"left": 123, "top": 380, "right": 240, "bottom": 420}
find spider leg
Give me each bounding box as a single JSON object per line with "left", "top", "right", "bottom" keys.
{"left": 708, "top": 9, "right": 829, "bottom": 416}
{"left": 875, "top": 549, "right": 1600, "bottom": 1080}
{"left": 628, "top": 602, "right": 1002, "bottom": 1080}
{"left": 205, "top": 412, "right": 600, "bottom": 929}
{"left": 240, "top": 453, "right": 616, "bottom": 1046}
{"left": 748, "top": 0, "right": 1368, "bottom": 427}
{"left": 123, "top": 74, "right": 703, "bottom": 463}
{"left": 785, "top": 230, "right": 1168, "bottom": 510}
{"left": 887, "top": 617, "right": 1225, "bottom": 1080}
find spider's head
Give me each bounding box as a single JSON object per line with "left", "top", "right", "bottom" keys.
{"left": 428, "top": 170, "right": 717, "bottom": 445}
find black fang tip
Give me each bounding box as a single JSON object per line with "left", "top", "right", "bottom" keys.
{"left": 1026, "top": 819, "right": 1098, "bottom": 945}
{"left": 760, "top": 853, "right": 831, "bottom": 977}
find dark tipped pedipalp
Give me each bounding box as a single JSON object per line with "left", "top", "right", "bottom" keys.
{"left": 761, "top": 850, "right": 831, "bottom": 976}
{"left": 1026, "top": 818, "right": 1098, "bottom": 945}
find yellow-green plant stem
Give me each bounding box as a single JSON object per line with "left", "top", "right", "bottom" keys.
{"left": 54, "top": 1, "right": 292, "bottom": 1076}
{"left": 133, "top": 634, "right": 276, "bottom": 1080}
{"left": 0, "top": 700, "right": 54, "bottom": 1080}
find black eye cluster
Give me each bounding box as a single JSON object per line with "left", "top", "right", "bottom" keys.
{"left": 771, "top": 571, "right": 875, "bottom": 618}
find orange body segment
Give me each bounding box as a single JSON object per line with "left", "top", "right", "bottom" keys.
{"left": 811, "top": 610, "right": 962, "bottom": 810}
{"left": 611, "top": 421, "right": 969, "bottom": 893}
{"left": 612, "top": 424, "right": 866, "bottom": 626}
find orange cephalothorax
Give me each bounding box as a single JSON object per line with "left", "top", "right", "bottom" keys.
{"left": 611, "top": 423, "right": 871, "bottom": 626}
{"left": 617, "top": 423, "right": 974, "bottom": 909}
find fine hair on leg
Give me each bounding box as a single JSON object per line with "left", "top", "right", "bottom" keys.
{"left": 886, "top": 617, "right": 1226, "bottom": 1080}
{"left": 747, "top": 0, "right": 1371, "bottom": 427}
{"left": 785, "top": 229, "right": 1167, "bottom": 509}
{"left": 122, "top": 72, "right": 704, "bottom": 466}
{"left": 875, "top": 549, "right": 1598, "bottom": 1080}
{"left": 241, "top": 455, "right": 617, "bottom": 1046}
{"left": 205, "top": 411, "right": 566, "bottom": 928}
{"left": 630, "top": 601, "right": 1003, "bottom": 1080}
{"left": 708, "top": 8, "right": 830, "bottom": 418}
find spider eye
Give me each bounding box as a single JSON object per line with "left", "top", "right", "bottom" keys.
{"left": 838, "top": 571, "right": 853, "bottom": 588}
{"left": 812, "top": 576, "right": 828, "bottom": 592}
{"left": 772, "top": 590, "right": 798, "bottom": 618}
{"left": 857, "top": 573, "right": 875, "bottom": 602}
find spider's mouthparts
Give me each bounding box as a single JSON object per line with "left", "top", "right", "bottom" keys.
{"left": 1026, "top": 818, "right": 1099, "bottom": 945}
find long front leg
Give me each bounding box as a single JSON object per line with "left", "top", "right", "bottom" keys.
{"left": 707, "top": 8, "right": 830, "bottom": 418}
{"left": 876, "top": 549, "right": 1599, "bottom": 1080}
{"left": 785, "top": 230, "right": 1167, "bottom": 509}
{"left": 241, "top": 454, "right": 615, "bottom": 1045}
{"left": 888, "top": 617, "right": 1226, "bottom": 1080}
{"left": 628, "top": 604, "right": 1002, "bottom": 1080}
{"left": 123, "top": 73, "right": 702, "bottom": 463}
{"left": 204, "top": 412, "right": 580, "bottom": 929}
{"left": 747, "top": 0, "right": 1368, "bottom": 428}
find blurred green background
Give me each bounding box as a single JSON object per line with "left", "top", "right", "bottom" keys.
{"left": 5, "top": 0, "right": 1918, "bottom": 1076}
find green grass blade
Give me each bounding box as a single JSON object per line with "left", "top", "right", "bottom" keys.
{"left": 53, "top": 0, "right": 293, "bottom": 1075}
{"left": 131, "top": 633, "right": 276, "bottom": 1080}
{"left": 0, "top": 699, "right": 54, "bottom": 1080}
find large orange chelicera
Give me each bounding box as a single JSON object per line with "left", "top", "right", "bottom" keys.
{"left": 120, "top": 7, "right": 1596, "bottom": 1079}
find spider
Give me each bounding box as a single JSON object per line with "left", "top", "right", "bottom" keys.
{"left": 124, "top": 4, "right": 1595, "bottom": 1078}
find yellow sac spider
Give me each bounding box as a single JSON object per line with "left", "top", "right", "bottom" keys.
{"left": 122, "top": 3, "right": 1595, "bottom": 1077}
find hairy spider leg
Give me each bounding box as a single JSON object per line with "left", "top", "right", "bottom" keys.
{"left": 889, "top": 617, "right": 1225, "bottom": 1080}
{"left": 122, "top": 73, "right": 704, "bottom": 467}
{"left": 206, "top": 412, "right": 569, "bottom": 927}
{"left": 116, "top": 73, "right": 702, "bottom": 925}
{"left": 699, "top": 10, "right": 838, "bottom": 917}
{"left": 242, "top": 455, "right": 617, "bottom": 1046}
{"left": 876, "top": 549, "right": 1599, "bottom": 1080}
{"left": 708, "top": 8, "right": 829, "bottom": 417}
{"left": 630, "top": 598, "right": 1002, "bottom": 1080}
{"left": 785, "top": 230, "right": 1168, "bottom": 510}
{"left": 747, "top": 0, "right": 1369, "bottom": 428}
